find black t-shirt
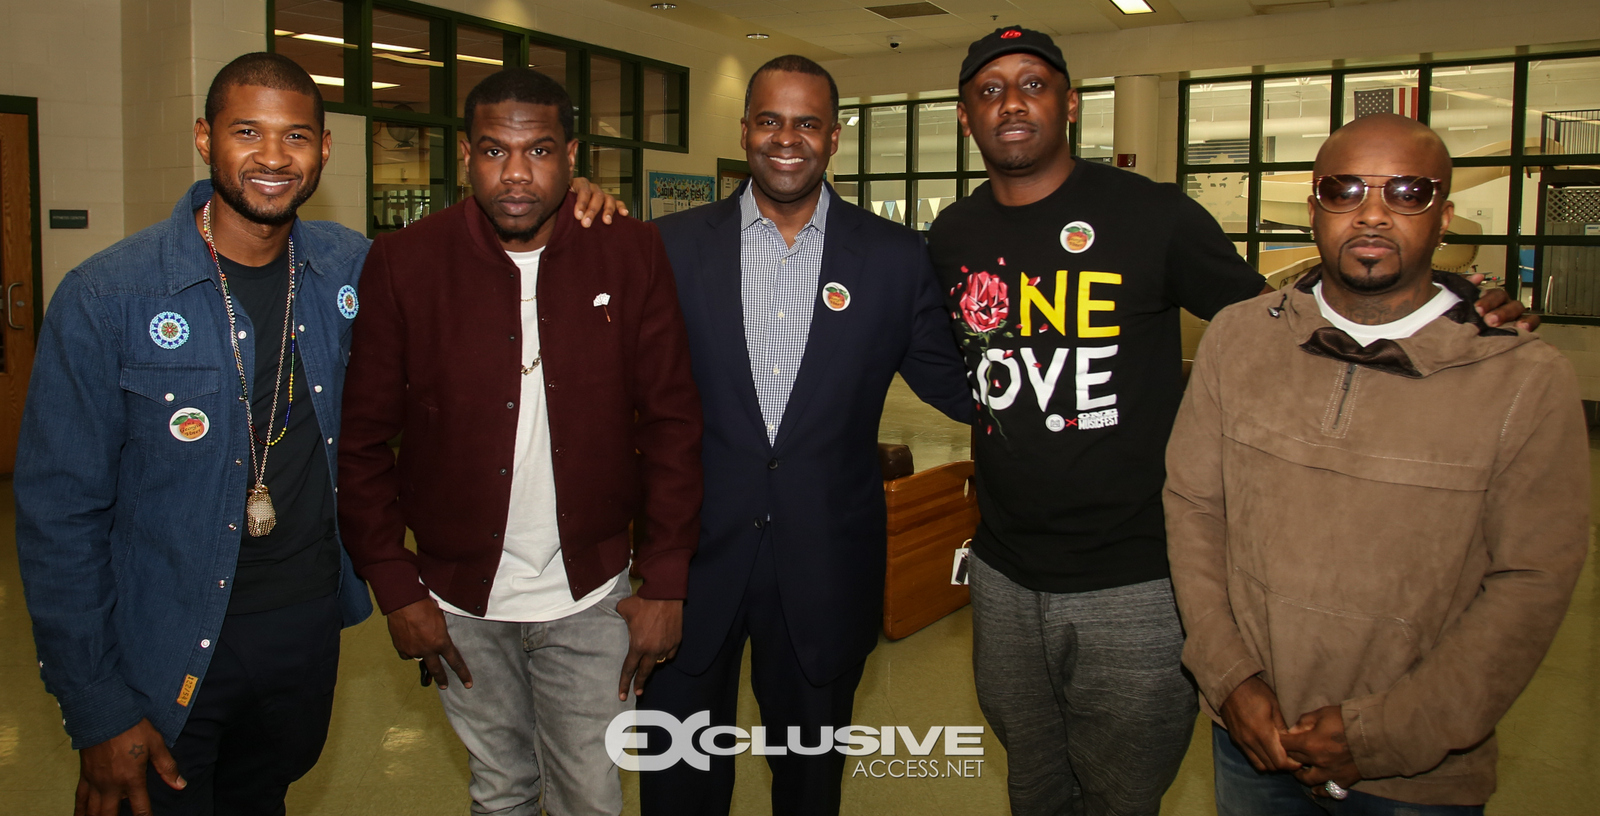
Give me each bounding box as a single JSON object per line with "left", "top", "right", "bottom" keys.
{"left": 926, "top": 160, "right": 1264, "bottom": 594}
{"left": 217, "top": 250, "right": 340, "bottom": 614}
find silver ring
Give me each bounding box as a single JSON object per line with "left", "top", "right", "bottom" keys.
{"left": 1324, "top": 780, "right": 1349, "bottom": 800}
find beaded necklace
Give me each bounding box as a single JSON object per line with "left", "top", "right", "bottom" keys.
{"left": 201, "top": 200, "right": 298, "bottom": 537}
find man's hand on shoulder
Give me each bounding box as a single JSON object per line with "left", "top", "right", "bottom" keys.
{"left": 616, "top": 596, "right": 682, "bottom": 701}
{"left": 570, "top": 177, "right": 629, "bottom": 227}
{"left": 1282, "top": 705, "right": 1361, "bottom": 795}
{"left": 388, "top": 598, "right": 473, "bottom": 690}
{"left": 1466, "top": 275, "right": 1538, "bottom": 331}
{"left": 75, "top": 718, "right": 183, "bottom": 816}
{"left": 1220, "top": 675, "right": 1299, "bottom": 774}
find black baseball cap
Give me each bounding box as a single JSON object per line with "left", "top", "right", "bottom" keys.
{"left": 958, "top": 26, "right": 1069, "bottom": 87}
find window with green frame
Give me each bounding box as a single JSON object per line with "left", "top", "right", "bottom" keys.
{"left": 269, "top": 0, "right": 689, "bottom": 235}
{"left": 1180, "top": 51, "right": 1600, "bottom": 323}
{"left": 833, "top": 86, "right": 1113, "bottom": 231}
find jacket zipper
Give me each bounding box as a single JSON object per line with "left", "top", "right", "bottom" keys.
{"left": 1332, "top": 362, "right": 1356, "bottom": 429}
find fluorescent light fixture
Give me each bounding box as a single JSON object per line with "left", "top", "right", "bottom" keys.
{"left": 309, "top": 75, "right": 399, "bottom": 90}
{"left": 1109, "top": 0, "right": 1155, "bottom": 14}
{"left": 457, "top": 54, "right": 504, "bottom": 66}
{"left": 375, "top": 52, "right": 445, "bottom": 68}
{"left": 651, "top": 3, "right": 677, "bottom": 8}
{"left": 274, "top": 29, "right": 295, "bottom": 37}
{"left": 372, "top": 41, "right": 426, "bottom": 54}
{"left": 747, "top": 33, "right": 770, "bottom": 39}
{"left": 293, "top": 33, "right": 347, "bottom": 45}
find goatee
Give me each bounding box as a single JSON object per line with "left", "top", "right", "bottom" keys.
{"left": 210, "top": 166, "right": 318, "bottom": 227}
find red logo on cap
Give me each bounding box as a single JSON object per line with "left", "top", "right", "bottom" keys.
{"left": 1001, "top": 29, "right": 1022, "bottom": 39}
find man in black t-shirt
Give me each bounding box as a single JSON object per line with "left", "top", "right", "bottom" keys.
{"left": 927, "top": 28, "right": 1534, "bottom": 816}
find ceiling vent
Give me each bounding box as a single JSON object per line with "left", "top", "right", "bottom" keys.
{"left": 866, "top": 3, "right": 949, "bottom": 20}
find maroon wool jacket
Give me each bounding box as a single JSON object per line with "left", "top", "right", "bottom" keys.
{"left": 337, "top": 193, "right": 703, "bottom": 617}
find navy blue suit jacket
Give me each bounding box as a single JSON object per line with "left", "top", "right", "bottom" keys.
{"left": 656, "top": 183, "right": 972, "bottom": 685}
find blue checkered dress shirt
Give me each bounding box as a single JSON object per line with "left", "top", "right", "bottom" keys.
{"left": 740, "top": 183, "right": 831, "bottom": 445}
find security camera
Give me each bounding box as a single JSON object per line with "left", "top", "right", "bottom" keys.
{"left": 889, "top": 37, "right": 901, "bottom": 49}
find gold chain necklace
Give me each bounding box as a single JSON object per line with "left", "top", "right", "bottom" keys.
{"left": 202, "top": 200, "right": 297, "bottom": 537}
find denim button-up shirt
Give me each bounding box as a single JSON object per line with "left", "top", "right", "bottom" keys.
{"left": 14, "top": 181, "right": 374, "bottom": 749}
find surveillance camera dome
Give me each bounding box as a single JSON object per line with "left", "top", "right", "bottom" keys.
{"left": 889, "top": 40, "right": 900, "bottom": 49}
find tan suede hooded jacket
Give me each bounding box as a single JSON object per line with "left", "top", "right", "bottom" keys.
{"left": 1165, "top": 268, "right": 1589, "bottom": 806}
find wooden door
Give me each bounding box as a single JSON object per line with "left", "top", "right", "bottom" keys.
{"left": 0, "top": 113, "right": 37, "bottom": 473}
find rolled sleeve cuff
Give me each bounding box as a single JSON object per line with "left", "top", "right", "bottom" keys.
{"left": 632, "top": 547, "right": 692, "bottom": 601}
{"left": 1193, "top": 641, "right": 1266, "bottom": 714}
{"left": 59, "top": 676, "right": 147, "bottom": 750}
{"left": 360, "top": 560, "right": 431, "bottom": 615}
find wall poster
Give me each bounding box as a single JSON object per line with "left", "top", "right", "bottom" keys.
{"left": 647, "top": 171, "right": 714, "bottom": 220}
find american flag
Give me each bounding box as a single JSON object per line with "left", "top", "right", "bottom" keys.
{"left": 1353, "top": 87, "right": 1419, "bottom": 119}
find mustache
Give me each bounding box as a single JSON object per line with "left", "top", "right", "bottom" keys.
{"left": 1341, "top": 234, "right": 1400, "bottom": 253}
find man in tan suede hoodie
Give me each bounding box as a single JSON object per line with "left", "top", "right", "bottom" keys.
{"left": 1164, "top": 113, "right": 1588, "bottom": 815}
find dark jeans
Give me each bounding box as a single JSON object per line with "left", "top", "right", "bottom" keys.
{"left": 638, "top": 529, "right": 866, "bottom": 816}
{"left": 126, "top": 593, "right": 341, "bottom": 816}
{"left": 1212, "top": 726, "right": 1486, "bottom": 816}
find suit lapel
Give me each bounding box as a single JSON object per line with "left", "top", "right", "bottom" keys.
{"left": 700, "top": 192, "right": 769, "bottom": 447}
{"left": 773, "top": 196, "right": 866, "bottom": 453}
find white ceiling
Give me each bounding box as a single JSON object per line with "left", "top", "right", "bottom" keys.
{"left": 651, "top": 0, "right": 1398, "bottom": 57}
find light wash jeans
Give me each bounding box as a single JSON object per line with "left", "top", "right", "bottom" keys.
{"left": 438, "top": 575, "right": 633, "bottom": 816}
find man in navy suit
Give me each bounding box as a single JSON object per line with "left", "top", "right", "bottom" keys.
{"left": 638, "top": 55, "right": 972, "bottom": 816}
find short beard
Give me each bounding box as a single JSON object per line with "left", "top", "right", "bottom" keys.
{"left": 1336, "top": 255, "right": 1406, "bottom": 293}
{"left": 210, "top": 165, "right": 318, "bottom": 227}
{"left": 984, "top": 145, "right": 1041, "bottom": 173}
{"left": 490, "top": 207, "right": 557, "bottom": 246}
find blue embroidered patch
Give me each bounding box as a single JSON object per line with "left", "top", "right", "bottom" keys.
{"left": 149, "top": 312, "right": 190, "bottom": 349}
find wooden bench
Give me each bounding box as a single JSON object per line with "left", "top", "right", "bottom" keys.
{"left": 880, "top": 444, "right": 978, "bottom": 640}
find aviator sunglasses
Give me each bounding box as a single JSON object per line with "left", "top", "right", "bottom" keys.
{"left": 1312, "top": 174, "right": 1444, "bottom": 215}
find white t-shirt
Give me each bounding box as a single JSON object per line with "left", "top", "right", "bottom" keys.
{"left": 433, "top": 248, "right": 620, "bottom": 622}
{"left": 1314, "top": 280, "right": 1462, "bottom": 347}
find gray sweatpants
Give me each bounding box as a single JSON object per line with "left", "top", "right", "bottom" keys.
{"left": 970, "top": 553, "right": 1198, "bottom": 816}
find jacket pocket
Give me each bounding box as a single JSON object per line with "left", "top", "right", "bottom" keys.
{"left": 1230, "top": 570, "right": 1425, "bottom": 716}
{"left": 120, "top": 364, "right": 224, "bottom": 458}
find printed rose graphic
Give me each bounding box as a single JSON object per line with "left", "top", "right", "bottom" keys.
{"left": 952, "top": 266, "right": 1015, "bottom": 438}
{"left": 959, "top": 270, "right": 1009, "bottom": 333}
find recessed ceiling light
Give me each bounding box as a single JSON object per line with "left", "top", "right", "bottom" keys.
{"left": 1109, "top": 0, "right": 1155, "bottom": 14}
{"left": 747, "top": 33, "right": 770, "bottom": 40}
{"left": 651, "top": 3, "right": 677, "bottom": 8}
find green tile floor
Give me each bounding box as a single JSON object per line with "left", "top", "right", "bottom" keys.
{"left": 1, "top": 377, "right": 1593, "bottom": 813}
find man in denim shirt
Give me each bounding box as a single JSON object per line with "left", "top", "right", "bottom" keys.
{"left": 13, "top": 54, "right": 372, "bottom": 816}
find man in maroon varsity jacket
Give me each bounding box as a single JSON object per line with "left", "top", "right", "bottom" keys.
{"left": 337, "top": 68, "right": 702, "bottom": 816}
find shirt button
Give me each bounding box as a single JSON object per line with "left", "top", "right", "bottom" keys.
{"left": 509, "top": 335, "right": 516, "bottom": 341}
{"left": 298, "top": 324, "right": 306, "bottom": 332}
{"left": 491, "top": 532, "right": 500, "bottom": 539}
{"left": 499, "top": 468, "right": 508, "bottom": 475}
{"left": 777, "top": 311, "right": 784, "bottom": 319}
{"left": 228, "top": 523, "right": 237, "bottom": 531}
{"left": 326, "top": 437, "right": 333, "bottom": 444}
{"left": 236, "top": 459, "right": 243, "bottom": 465}
{"left": 314, "top": 385, "right": 323, "bottom": 393}
{"left": 781, "top": 259, "right": 787, "bottom": 265}
{"left": 506, "top": 401, "right": 515, "bottom": 409}
{"left": 200, "top": 639, "right": 211, "bottom": 649}
{"left": 238, "top": 330, "right": 247, "bottom": 339}
{"left": 164, "top": 393, "right": 174, "bottom": 402}
{"left": 219, "top": 580, "right": 226, "bottom": 588}
{"left": 753, "top": 517, "right": 764, "bottom": 529}
{"left": 768, "top": 459, "right": 779, "bottom": 470}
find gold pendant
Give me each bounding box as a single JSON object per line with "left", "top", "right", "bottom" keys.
{"left": 245, "top": 485, "right": 277, "bottom": 537}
